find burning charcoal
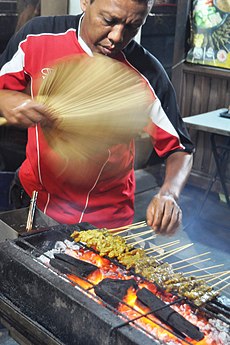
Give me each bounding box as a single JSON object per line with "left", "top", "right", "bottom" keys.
{"left": 50, "top": 254, "right": 98, "bottom": 277}
{"left": 94, "top": 278, "right": 138, "bottom": 308}
{"left": 137, "top": 288, "right": 204, "bottom": 341}
{"left": 54, "top": 253, "right": 97, "bottom": 270}
{"left": 50, "top": 258, "right": 73, "bottom": 275}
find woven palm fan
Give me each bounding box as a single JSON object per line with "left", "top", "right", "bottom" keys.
{"left": 37, "top": 54, "right": 153, "bottom": 161}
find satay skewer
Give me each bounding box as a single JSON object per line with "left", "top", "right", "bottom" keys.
{"left": 195, "top": 270, "right": 229, "bottom": 279}
{"left": 122, "top": 229, "right": 153, "bottom": 240}
{"left": 108, "top": 221, "right": 147, "bottom": 233}
{"left": 217, "top": 282, "right": 230, "bottom": 293}
{"left": 211, "top": 275, "right": 230, "bottom": 288}
{"left": 128, "top": 236, "right": 163, "bottom": 255}
{"left": 155, "top": 243, "right": 192, "bottom": 258}
{"left": 183, "top": 264, "right": 224, "bottom": 276}
{"left": 171, "top": 252, "right": 211, "bottom": 265}
{"left": 145, "top": 240, "right": 180, "bottom": 254}
{"left": 173, "top": 258, "right": 211, "bottom": 271}
{"left": 117, "top": 222, "right": 148, "bottom": 233}
{"left": 155, "top": 243, "right": 193, "bottom": 260}
{"left": 145, "top": 245, "right": 165, "bottom": 255}
{"left": 129, "top": 234, "right": 157, "bottom": 246}
{"left": 206, "top": 271, "right": 230, "bottom": 283}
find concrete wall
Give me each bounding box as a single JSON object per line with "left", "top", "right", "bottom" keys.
{"left": 69, "top": 0, "right": 82, "bottom": 15}
{"left": 41, "top": 0, "right": 68, "bottom": 15}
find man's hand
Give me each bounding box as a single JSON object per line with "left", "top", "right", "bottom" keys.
{"left": 0, "top": 90, "right": 54, "bottom": 128}
{"left": 146, "top": 151, "right": 193, "bottom": 235}
{"left": 146, "top": 193, "right": 182, "bottom": 235}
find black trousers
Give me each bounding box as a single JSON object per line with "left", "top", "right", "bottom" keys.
{"left": 10, "top": 169, "right": 31, "bottom": 209}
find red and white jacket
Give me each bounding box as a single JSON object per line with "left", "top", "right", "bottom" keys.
{"left": 0, "top": 15, "right": 194, "bottom": 228}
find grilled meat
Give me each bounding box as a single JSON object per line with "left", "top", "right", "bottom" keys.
{"left": 71, "top": 229, "right": 219, "bottom": 305}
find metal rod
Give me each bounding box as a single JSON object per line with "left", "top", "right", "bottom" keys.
{"left": 26, "top": 190, "right": 38, "bottom": 232}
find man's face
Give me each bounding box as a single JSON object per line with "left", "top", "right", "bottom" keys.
{"left": 80, "top": 0, "right": 150, "bottom": 57}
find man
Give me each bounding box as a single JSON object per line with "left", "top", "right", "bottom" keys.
{"left": 0, "top": 0, "right": 194, "bottom": 234}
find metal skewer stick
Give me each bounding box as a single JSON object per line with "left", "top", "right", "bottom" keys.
{"left": 26, "top": 191, "right": 38, "bottom": 232}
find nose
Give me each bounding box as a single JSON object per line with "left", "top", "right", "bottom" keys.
{"left": 108, "top": 25, "right": 124, "bottom": 46}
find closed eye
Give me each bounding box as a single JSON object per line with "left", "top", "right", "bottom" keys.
{"left": 103, "top": 17, "right": 118, "bottom": 26}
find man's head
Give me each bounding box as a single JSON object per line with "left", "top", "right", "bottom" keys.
{"left": 80, "top": 0, "right": 154, "bottom": 56}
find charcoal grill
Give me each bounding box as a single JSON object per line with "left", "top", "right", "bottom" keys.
{"left": 0, "top": 221, "right": 229, "bottom": 345}
{"left": 0, "top": 225, "right": 162, "bottom": 345}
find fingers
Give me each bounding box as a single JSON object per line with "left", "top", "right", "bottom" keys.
{"left": 11, "top": 99, "right": 42, "bottom": 126}
{"left": 10, "top": 99, "right": 54, "bottom": 128}
{"left": 146, "top": 194, "right": 182, "bottom": 236}
{"left": 0, "top": 90, "right": 56, "bottom": 128}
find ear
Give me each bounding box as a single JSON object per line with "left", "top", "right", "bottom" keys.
{"left": 80, "top": 0, "right": 91, "bottom": 12}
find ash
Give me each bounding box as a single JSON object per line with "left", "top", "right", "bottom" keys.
{"left": 37, "top": 240, "right": 80, "bottom": 265}
{"left": 217, "top": 295, "right": 230, "bottom": 308}
{"left": 196, "top": 318, "right": 230, "bottom": 345}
